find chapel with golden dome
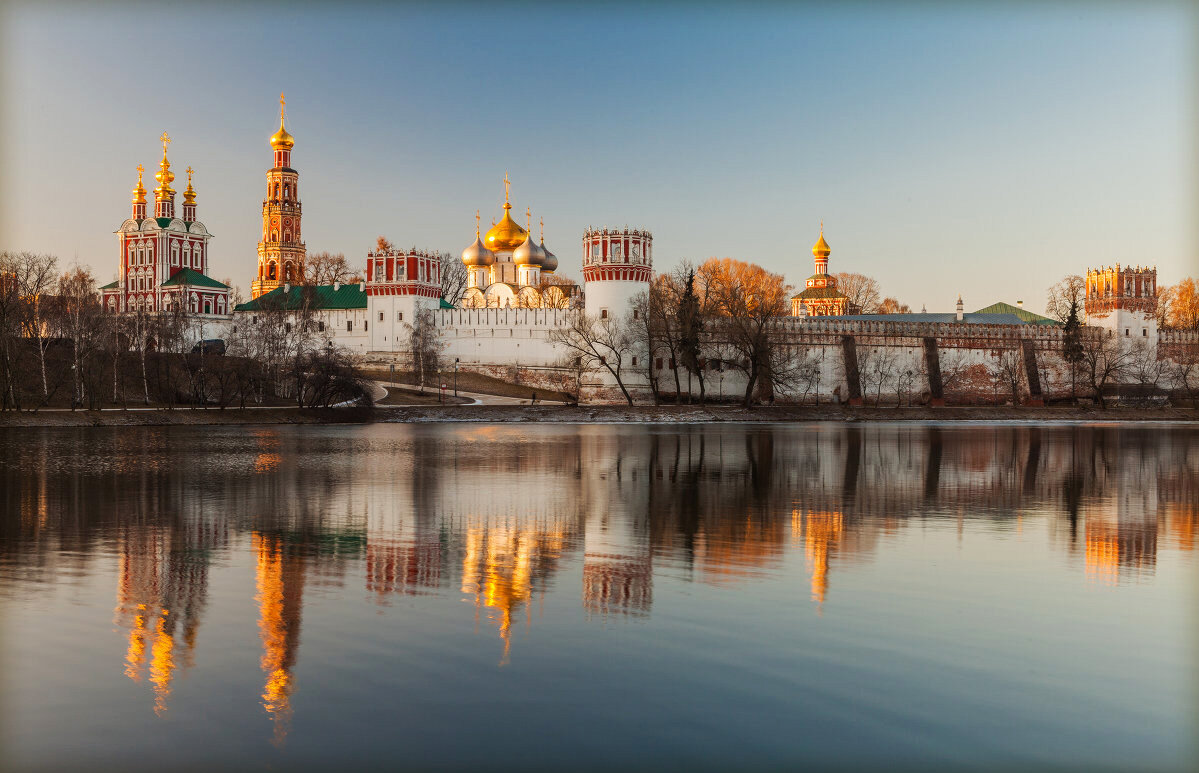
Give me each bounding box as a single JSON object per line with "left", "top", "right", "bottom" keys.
{"left": 459, "top": 174, "right": 576, "bottom": 310}
{"left": 790, "top": 223, "right": 851, "bottom": 317}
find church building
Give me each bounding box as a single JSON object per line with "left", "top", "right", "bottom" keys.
{"left": 790, "top": 225, "right": 850, "bottom": 317}
{"left": 101, "top": 133, "right": 230, "bottom": 317}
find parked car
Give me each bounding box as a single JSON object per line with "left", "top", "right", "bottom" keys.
{"left": 191, "top": 339, "right": 227, "bottom": 356}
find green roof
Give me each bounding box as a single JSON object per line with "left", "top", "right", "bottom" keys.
{"left": 973, "top": 301, "right": 1059, "bottom": 325}
{"left": 234, "top": 283, "right": 368, "bottom": 312}
{"left": 155, "top": 217, "right": 174, "bottom": 228}
{"left": 793, "top": 286, "right": 847, "bottom": 300}
{"left": 161, "top": 268, "right": 229, "bottom": 290}
{"left": 440, "top": 297, "right": 455, "bottom": 309}
{"left": 99, "top": 281, "right": 118, "bottom": 290}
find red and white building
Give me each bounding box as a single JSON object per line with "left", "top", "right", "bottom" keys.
{"left": 101, "top": 133, "right": 230, "bottom": 317}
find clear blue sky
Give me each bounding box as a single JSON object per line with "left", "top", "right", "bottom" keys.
{"left": 1, "top": 1, "right": 1194, "bottom": 311}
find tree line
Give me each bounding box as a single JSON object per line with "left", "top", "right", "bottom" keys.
{"left": 0, "top": 251, "right": 366, "bottom": 411}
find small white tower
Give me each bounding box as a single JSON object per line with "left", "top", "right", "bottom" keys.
{"left": 582, "top": 226, "right": 653, "bottom": 320}
{"left": 955, "top": 294, "right": 964, "bottom": 322}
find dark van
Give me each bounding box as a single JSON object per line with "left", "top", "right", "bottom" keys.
{"left": 191, "top": 339, "right": 227, "bottom": 356}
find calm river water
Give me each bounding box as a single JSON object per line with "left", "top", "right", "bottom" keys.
{"left": 1, "top": 422, "right": 1196, "bottom": 772}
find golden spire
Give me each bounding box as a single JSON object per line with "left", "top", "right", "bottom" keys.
{"left": 154, "top": 132, "right": 175, "bottom": 200}
{"left": 183, "top": 166, "right": 196, "bottom": 205}
{"left": 132, "top": 164, "right": 147, "bottom": 204}
{"left": 476, "top": 209, "right": 481, "bottom": 237}
{"left": 270, "top": 93, "right": 295, "bottom": 150}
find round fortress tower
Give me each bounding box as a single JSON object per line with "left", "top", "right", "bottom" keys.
{"left": 582, "top": 227, "right": 653, "bottom": 319}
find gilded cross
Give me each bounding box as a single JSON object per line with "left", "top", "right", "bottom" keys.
{"left": 503, "top": 172, "right": 510, "bottom": 203}
{"left": 540, "top": 216, "right": 544, "bottom": 241}
{"left": 526, "top": 206, "right": 531, "bottom": 230}
{"left": 475, "top": 209, "right": 481, "bottom": 236}
{"left": 136, "top": 163, "right": 144, "bottom": 181}
{"left": 160, "top": 132, "right": 171, "bottom": 153}
{"left": 280, "top": 92, "right": 286, "bottom": 120}
{"left": 186, "top": 166, "right": 194, "bottom": 183}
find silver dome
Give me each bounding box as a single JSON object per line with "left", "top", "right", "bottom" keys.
{"left": 461, "top": 236, "right": 496, "bottom": 267}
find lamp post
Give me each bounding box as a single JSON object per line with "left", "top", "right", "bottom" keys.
{"left": 815, "top": 367, "right": 820, "bottom": 406}
{"left": 454, "top": 358, "right": 459, "bottom": 397}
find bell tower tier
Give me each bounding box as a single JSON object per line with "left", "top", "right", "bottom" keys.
{"left": 252, "top": 94, "right": 305, "bottom": 299}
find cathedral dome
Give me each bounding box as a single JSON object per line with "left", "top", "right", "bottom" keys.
{"left": 513, "top": 232, "right": 545, "bottom": 267}
{"left": 462, "top": 235, "right": 496, "bottom": 267}
{"left": 485, "top": 206, "right": 528, "bottom": 252}
{"left": 540, "top": 242, "right": 558, "bottom": 273}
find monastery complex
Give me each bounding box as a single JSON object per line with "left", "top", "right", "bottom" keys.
{"left": 99, "top": 98, "right": 1198, "bottom": 404}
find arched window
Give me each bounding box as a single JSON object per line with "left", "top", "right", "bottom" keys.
{"left": 218, "top": 297, "right": 226, "bottom": 314}
{"left": 204, "top": 299, "right": 212, "bottom": 314}
{"left": 189, "top": 293, "right": 198, "bottom": 313}
{"left": 183, "top": 243, "right": 191, "bottom": 268}
{"left": 268, "top": 263, "right": 277, "bottom": 281}
{"left": 284, "top": 183, "right": 290, "bottom": 199}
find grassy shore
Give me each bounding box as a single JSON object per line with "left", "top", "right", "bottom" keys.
{"left": 1, "top": 403, "right": 1194, "bottom": 427}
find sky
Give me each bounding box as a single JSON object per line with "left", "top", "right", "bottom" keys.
{"left": 1, "top": 1, "right": 1195, "bottom": 312}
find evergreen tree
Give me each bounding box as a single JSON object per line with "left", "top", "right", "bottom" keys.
{"left": 677, "top": 268, "right": 704, "bottom": 404}
{"left": 1062, "top": 299, "right": 1084, "bottom": 399}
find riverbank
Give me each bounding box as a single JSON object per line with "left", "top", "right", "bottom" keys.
{"left": 0, "top": 406, "right": 377, "bottom": 427}
{"left": 1, "top": 403, "right": 1195, "bottom": 427}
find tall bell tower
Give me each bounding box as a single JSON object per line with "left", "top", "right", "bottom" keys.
{"left": 251, "top": 94, "right": 306, "bottom": 299}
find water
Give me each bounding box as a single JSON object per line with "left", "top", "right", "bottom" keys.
{"left": 1, "top": 422, "right": 1195, "bottom": 772}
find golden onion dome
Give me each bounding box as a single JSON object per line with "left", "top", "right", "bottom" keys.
{"left": 270, "top": 93, "right": 295, "bottom": 150}
{"left": 513, "top": 232, "right": 546, "bottom": 267}
{"left": 462, "top": 235, "right": 496, "bottom": 267}
{"left": 812, "top": 224, "right": 830, "bottom": 258}
{"left": 132, "top": 164, "right": 147, "bottom": 205}
{"left": 485, "top": 204, "right": 528, "bottom": 252}
{"left": 270, "top": 121, "right": 295, "bottom": 151}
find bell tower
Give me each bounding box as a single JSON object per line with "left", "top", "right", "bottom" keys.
{"left": 252, "top": 94, "right": 306, "bottom": 299}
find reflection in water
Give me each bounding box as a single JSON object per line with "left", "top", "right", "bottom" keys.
{"left": 0, "top": 423, "right": 1195, "bottom": 756}
{"left": 254, "top": 533, "right": 304, "bottom": 745}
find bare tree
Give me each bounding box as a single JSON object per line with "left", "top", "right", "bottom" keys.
{"left": 547, "top": 309, "right": 636, "bottom": 405}
{"left": 305, "top": 252, "right": 354, "bottom": 286}
{"left": 1078, "top": 330, "right": 1134, "bottom": 408}
{"left": 441, "top": 253, "right": 468, "bottom": 306}
{"left": 858, "top": 345, "right": 897, "bottom": 406}
{"left": 55, "top": 266, "right": 104, "bottom": 409}
{"left": 11, "top": 252, "right": 59, "bottom": 403}
{"left": 833, "top": 272, "right": 882, "bottom": 314}
{"left": 1127, "top": 338, "right": 1166, "bottom": 392}
{"left": 1045, "top": 274, "right": 1086, "bottom": 323}
{"left": 630, "top": 288, "right": 669, "bottom": 405}
{"left": 407, "top": 307, "right": 443, "bottom": 394}
{"left": 991, "top": 347, "right": 1025, "bottom": 405}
